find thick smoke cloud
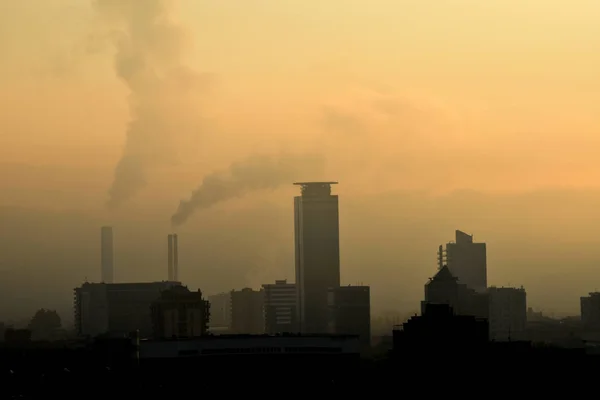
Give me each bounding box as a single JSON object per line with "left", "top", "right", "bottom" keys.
{"left": 94, "top": 0, "right": 210, "bottom": 209}
{"left": 171, "top": 154, "right": 325, "bottom": 226}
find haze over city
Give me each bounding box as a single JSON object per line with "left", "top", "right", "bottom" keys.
{"left": 1, "top": 0, "right": 600, "bottom": 323}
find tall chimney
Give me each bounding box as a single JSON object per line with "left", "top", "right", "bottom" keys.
{"left": 101, "top": 226, "right": 114, "bottom": 283}
{"left": 167, "top": 234, "right": 173, "bottom": 281}
{"left": 173, "top": 233, "right": 179, "bottom": 282}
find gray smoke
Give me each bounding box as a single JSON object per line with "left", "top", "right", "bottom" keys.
{"left": 171, "top": 154, "right": 325, "bottom": 226}
{"left": 95, "top": 0, "right": 210, "bottom": 209}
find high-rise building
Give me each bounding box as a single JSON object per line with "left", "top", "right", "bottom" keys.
{"left": 488, "top": 286, "right": 527, "bottom": 341}
{"left": 230, "top": 288, "right": 264, "bottom": 334}
{"left": 150, "top": 286, "right": 210, "bottom": 339}
{"left": 327, "top": 286, "right": 371, "bottom": 349}
{"left": 294, "top": 182, "right": 340, "bottom": 334}
{"left": 100, "top": 226, "right": 114, "bottom": 284}
{"left": 74, "top": 281, "right": 180, "bottom": 338}
{"left": 263, "top": 280, "right": 297, "bottom": 334}
{"left": 438, "top": 230, "right": 487, "bottom": 293}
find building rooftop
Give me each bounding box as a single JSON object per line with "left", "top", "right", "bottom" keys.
{"left": 293, "top": 182, "right": 338, "bottom": 197}
{"left": 428, "top": 265, "right": 458, "bottom": 283}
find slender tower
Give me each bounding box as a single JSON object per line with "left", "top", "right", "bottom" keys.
{"left": 293, "top": 182, "right": 340, "bottom": 333}
{"left": 100, "top": 226, "right": 114, "bottom": 283}
{"left": 173, "top": 234, "right": 179, "bottom": 282}
{"left": 167, "top": 234, "right": 174, "bottom": 281}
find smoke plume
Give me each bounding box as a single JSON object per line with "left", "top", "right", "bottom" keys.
{"left": 171, "top": 154, "right": 325, "bottom": 226}
{"left": 94, "top": 0, "right": 210, "bottom": 209}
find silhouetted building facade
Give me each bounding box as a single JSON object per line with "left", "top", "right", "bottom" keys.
{"left": 101, "top": 226, "right": 114, "bottom": 284}
{"left": 74, "top": 281, "right": 181, "bottom": 338}
{"left": 581, "top": 292, "right": 600, "bottom": 333}
{"left": 488, "top": 286, "right": 527, "bottom": 341}
{"left": 208, "top": 292, "right": 231, "bottom": 330}
{"left": 263, "top": 280, "right": 297, "bottom": 334}
{"left": 438, "top": 230, "right": 487, "bottom": 292}
{"left": 580, "top": 292, "right": 600, "bottom": 345}
{"left": 150, "top": 286, "right": 210, "bottom": 338}
{"left": 230, "top": 288, "right": 264, "bottom": 334}
{"left": 294, "top": 182, "right": 340, "bottom": 334}
{"left": 328, "top": 286, "right": 371, "bottom": 348}
{"left": 394, "top": 303, "right": 489, "bottom": 356}
{"left": 422, "top": 265, "right": 488, "bottom": 319}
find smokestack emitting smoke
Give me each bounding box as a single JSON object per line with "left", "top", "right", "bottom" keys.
{"left": 95, "top": 0, "right": 209, "bottom": 208}
{"left": 173, "top": 233, "right": 179, "bottom": 281}
{"left": 167, "top": 234, "right": 173, "bottom": 281}
{"left": 100, "top": 226, "right": 114, "bottom": 283}
{"left": 171, "top": 154, "right": 325, "bottom": 226}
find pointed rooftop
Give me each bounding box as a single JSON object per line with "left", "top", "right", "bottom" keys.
{"left": 429, "top": 265, "right": 458, "bottom": 283}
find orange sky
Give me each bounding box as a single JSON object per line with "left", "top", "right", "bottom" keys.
{"left": 2, "top": 1, "right": 600, "bottom": 316}
{"left": 1, "top": 0, "right": 599, "bottom": 210}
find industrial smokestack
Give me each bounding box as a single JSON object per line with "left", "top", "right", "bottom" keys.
{"left": 101, "top": 226, "right": 114, "bottom": 283}
{"left": 173, "top": 234, "right": 179, "bottom": 282}
{"left": 167, "top": 234, "right": 174, "bottom": 281}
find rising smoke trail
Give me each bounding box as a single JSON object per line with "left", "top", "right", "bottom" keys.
{"left": 95, "top": 0, "right": 209, "bottom": 209}
{"left": 171, "top": 154, "right": 325, "bottom": 226}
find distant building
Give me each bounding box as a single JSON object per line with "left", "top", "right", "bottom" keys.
{"left": 488, "top": 286, "right": 527, "bottom": 341}
{"left": 74, "top": 281, "right": 181, "bottom": 338}
{"left": 230, "top": 288, "right": 264, "bottom": 334}
{"left": 294, "top": 182, "right": 340, "bottom": 333}
{"left": 207, "top": 292, "right": 231, "bottom": 330}
{"left": 438, "top": 230, "right": 487, "bottom": 293}
{"left": 262, "top": 280, "right": 297, "bottom": 334}
{"left": 150, "top": 286, "right": 210, "bottom": 339}
{"left": 327, "top": 286, "right": 371, "bottom": 349}
{"left": 581, "top": 292, "right": 600, "bottom": 343}
{"left": 422, "top": 265, "right": 488, "bottom": 319}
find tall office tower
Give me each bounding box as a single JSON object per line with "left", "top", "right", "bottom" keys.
{"left": 100, "top": 226, "right": 114, "bottom": 283}
{"left": 437, "top": 230, "right": 487, "bottom": 293}
{"left": 293, "top": 182, "right": 340, "bottom": 333}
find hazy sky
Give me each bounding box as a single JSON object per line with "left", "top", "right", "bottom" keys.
{"left": 1, "top": 0, "right": 600, "bottom": 321}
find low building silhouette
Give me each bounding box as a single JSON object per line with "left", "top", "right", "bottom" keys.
{"left": 394, "top": 303, "right": 489, "bottom": 356}
{"left": 263, "top": 280, "right": 297, "bottom": 334}
{"left": 327, "top": 285, "right": 371, "bottom": 349}
{"left": 230, "top": 288, "right": 264, "bottom": 334}
{"left": 207, "top": 292, "right": 231, "bottom": 331}
{"left": 488, "top": 286, "right": 527, "bottom": 341}
{"left": 150, "top": 286, "right": 210, "bottom": 339}
{"left": 74, "top": 281, "right": 181, "bottom": 338}
{"left": 422, "top": 265, "right": 488, "bottom": 319}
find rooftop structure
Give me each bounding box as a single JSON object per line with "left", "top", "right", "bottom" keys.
{"left": 293, "top": 182, "right": 338, "bottom": 197}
